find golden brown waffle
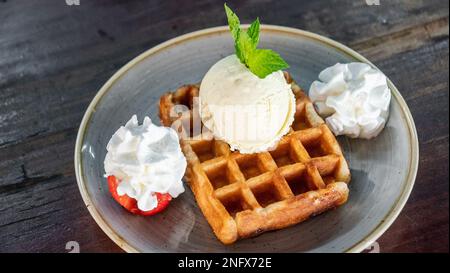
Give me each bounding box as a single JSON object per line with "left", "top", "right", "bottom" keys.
{"left": 159, "top": 72, "right": 351, "bottom": 244}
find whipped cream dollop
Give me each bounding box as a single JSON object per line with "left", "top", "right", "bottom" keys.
{"left": 199, "top": 54, "right": 295, "bottom": 153}
{"left": 309, "top": 63, "right": 391, "bottom": 139}
{"left": 104, "top": 115, "right": 186, "bottom": 211}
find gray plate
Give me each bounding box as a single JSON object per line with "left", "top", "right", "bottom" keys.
{"left": 75, "top": 26, "right": 419, "bottom": 253}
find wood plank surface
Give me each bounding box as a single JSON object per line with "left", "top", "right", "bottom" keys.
{"left": 0, "top": 0, "right": 448, "bottom": 253}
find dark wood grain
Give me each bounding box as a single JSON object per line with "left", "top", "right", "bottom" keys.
{"left": 0, "top": 0, "right": 448, "bottom": 253}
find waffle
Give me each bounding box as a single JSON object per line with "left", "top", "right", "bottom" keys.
{"left": 159, "top": 72, "right": 351, "bottom": 244}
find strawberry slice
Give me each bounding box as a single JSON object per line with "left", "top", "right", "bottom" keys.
{"left": 107, "top": 175, "right": 172, "bottom": 216}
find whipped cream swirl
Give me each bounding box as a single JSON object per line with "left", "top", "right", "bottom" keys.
{"left": 309, "top": 63, "right": 391, "bottom": 139}
{"left": 104, "top": 115, "right": 186, "bottom": 211}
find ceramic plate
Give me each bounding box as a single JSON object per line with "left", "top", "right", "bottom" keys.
{"left": 75, "top": 26, "right": 419, "bottom": 253}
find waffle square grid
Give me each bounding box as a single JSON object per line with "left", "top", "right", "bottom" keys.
{"left": 159, "top": 72, "right": 351, "bottom": 244}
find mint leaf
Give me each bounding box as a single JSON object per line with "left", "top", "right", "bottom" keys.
{"left": 246, "top": 18, "right": 260, "bottom": 49}
{"left": 247, "top": 49, "right": 290, "bottom": 78}
{"left": 224, "top": 4, "right": 289, "bottom": 78}
{"left": 236, "top": 31, "right": 254, "bottom": 64}
{"left": 225, "top": 3, "right": 246, "bottom": 63}
{"left": 234, "top": 36, "right": 244, "bottom": 64}
{"left": 224, "top": 3, "right": 240, "bottom": 41}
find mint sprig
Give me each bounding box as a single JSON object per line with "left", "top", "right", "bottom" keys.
{"left": 224, "top": 3, "right": 289, "bottom": 78}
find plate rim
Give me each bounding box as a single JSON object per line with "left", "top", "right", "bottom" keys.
{"left": 74, "top": 25, "right": 419, "bottom": 253}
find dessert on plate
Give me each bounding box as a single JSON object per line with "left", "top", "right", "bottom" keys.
{"left": 103, "top": 4, "right": 391, "bottom": 245}
{"left": 159, "top": 5, "right": 351, "bottom": 244}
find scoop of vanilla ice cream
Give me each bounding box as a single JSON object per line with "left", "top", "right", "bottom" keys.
{"left": 199, "top": 55, "right": 295, "bottom": 154}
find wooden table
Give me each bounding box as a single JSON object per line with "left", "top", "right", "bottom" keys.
{"left": 0, "top": 0, "right": 448, "bottom": 253}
